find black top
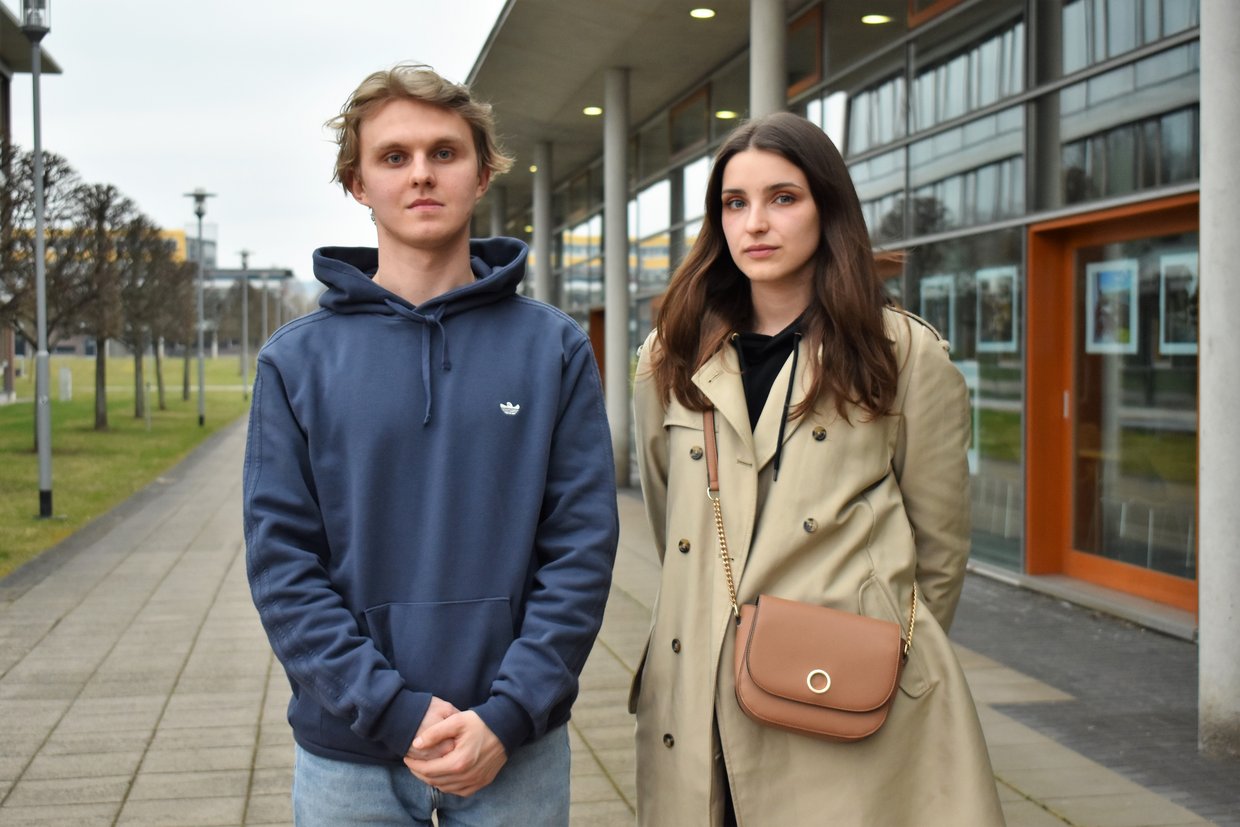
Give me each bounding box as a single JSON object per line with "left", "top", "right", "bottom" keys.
{"left": 732, "top": 320, "right": 801, "bottom": 431}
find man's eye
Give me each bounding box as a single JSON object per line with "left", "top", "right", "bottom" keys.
{"left": 385, "top": 153, "right": 404, "bottom": 164}
{"left": 434, "top": 149, "right": 455, "bottom": 161}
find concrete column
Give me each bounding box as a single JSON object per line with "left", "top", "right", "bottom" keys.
{"left": 1199, "top": 0, "right": 1240, "bottom": 759}
{"left": 750, "top": 0, "right": 787, "bottom": 117}
{"left": 532, "top": 142, "right": 554, "bottom": 303}
{"left": 604, "top": 67, "right": 631, "bottom": 487}
{"left": 489, "top": 185, "right": 508, "bottom": 238}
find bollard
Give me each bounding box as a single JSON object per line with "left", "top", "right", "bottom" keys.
{"left": 58, "top": 366, "right": 71, "bottom": 401}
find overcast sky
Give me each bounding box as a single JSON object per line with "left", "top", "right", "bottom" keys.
{"left": 5, "top": 0, "right": 508, "bottom": 284}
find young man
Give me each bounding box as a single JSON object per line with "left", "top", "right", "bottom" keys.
{"left": 243, "top": 64, "right": 619, "bottom": 825}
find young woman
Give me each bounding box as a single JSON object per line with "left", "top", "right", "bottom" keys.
{"left": 630, "top": 112, "right": 1005, "bottom": 825}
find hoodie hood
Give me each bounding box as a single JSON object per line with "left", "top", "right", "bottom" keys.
{"left": 310, "top": 237, "right": 528, "bottom": 425}
{"left": 313, "top": 236, "right": 528, "bottom": 317}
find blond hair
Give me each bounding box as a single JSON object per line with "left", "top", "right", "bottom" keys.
{"left": 327, "top": 63, "right": 514, "bottom": 193}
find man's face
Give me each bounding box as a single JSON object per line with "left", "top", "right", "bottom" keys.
{"left": 349, "top": 98, "right": 490, "bottom": 254}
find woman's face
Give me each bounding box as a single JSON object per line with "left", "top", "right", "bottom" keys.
{"left": 719, "top": 148, "right": 821, "bottom": 293}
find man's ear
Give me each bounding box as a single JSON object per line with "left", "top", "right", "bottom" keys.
{"left": 348, "top": 172, "right": 369, "bottom": 207}
{"left": 476, "top": 167, "right": 492, "bottom": 201}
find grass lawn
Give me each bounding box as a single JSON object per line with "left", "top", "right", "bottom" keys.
{"left": 0, "top": 353, "right": 253, "bottom": 579}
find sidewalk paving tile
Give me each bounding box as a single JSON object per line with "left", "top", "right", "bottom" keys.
{"left": 126, "top": 768, "right": 249, "bottom": 800}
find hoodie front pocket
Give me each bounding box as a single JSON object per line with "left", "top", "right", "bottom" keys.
{"left": 364, "top": 597, "right": 514, "bottom": 710}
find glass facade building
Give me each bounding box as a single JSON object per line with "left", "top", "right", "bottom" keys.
{"left": 488, "top": 0, "right": 1201, "bottom": 616}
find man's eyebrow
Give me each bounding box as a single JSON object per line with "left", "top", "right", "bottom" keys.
{"left": 372, "top": 134, "right": 468, "bottom": 150}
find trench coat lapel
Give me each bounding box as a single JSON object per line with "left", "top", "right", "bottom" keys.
{"left": 691, "top": 347, "right": 752, "bottom": 459}
{"left": 752, "top": 339, "right": 812, "bottom": 473}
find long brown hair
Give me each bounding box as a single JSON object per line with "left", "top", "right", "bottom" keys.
{"left": 649, "top": 112, "right": 897, "bottom": 421}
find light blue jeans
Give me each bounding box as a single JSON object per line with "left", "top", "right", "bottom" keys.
{"left": 291, "top": 725, "right": 569, "bottom": 826}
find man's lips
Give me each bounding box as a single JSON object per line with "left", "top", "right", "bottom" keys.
{"left": 409, "top": 199, "right": 443, "bottom": 209}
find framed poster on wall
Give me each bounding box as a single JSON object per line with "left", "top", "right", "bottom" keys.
{"left": 919, "top": 274, "right": 956, "bottom": 350}
{"left": 1159, "top": 252, "right": 1198, "bottom": 356}
{"left": 976, "top": 265, "right": 1019, "bottom": 353}
{"left": 1085, "top": 259, "right": 1139, "bottom": 355}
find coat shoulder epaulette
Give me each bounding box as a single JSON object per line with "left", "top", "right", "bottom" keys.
{"left": 890, "top": 306, "right": 944, "bottom": 340}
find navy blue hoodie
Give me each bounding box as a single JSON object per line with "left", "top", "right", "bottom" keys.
{"left": 243, "top": 238, "right": 618, "bottom": 764}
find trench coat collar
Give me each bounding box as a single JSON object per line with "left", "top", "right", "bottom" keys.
{"left": 691, "top": 338, "right": 813, "bottom": 474}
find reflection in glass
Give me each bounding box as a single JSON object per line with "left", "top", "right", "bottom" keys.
{"left": 1062, "top": 0, "right": 1199, "bottom": 74}
{"left": 847, "top": 75, "right": 905, "bottom": 155}
{"left": 912, "top": 20, "right": 1023, "bottom": 132}
{"left": 850, "top": 150, "right": 905, "bottom": 242}
{"left": 908, "top": 229, "right": 1025, "bottom": 570}
{"left": 1072, "top": 232, "right": 1198, "bottom": 579}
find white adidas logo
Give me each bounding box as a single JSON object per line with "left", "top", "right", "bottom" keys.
{"left": 500, "top": 402, "right": 520, "bottom": 416}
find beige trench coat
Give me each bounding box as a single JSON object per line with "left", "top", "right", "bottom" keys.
{"left": 631, "top": 308, "right": 1005, "bottom": 826}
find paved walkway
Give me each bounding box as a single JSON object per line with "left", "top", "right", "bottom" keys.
{"left": 0, "top": 420, "right": 1235, "bottom": 825}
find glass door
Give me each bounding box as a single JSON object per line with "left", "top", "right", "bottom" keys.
{"left": 1026, "top": 194, "right": 1198, "bottom": 611}
{"left": 1071, "top": 233, "right": 1198, "bottom": 580}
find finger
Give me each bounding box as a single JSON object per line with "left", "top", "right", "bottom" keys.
{"left": 412, "top": 717, "right": 461, "bottom": 751}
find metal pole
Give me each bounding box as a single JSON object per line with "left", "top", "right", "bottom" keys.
{"left": 604, "top": 67, "right": 631, "bottom": 487}
{"left": 239, "top": 249, "right": 249, "bottom": 400}
{"left": 195, "top": 209, "right": 205, "bottom": 426}
{"left": 261, "top": 273, "right": 269, "bottom": 343}
{"left": 532, "top": 142, "right": 553, "bottom": 303}
{"left": 184, "top": 189, "right": 214, "bottom": 427}
{"left": 28, "top": 27, "right": 52, "bottom": 517}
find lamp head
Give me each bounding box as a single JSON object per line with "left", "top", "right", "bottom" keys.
{"left": 20, "top": 0, "right": 50, "bottom": 37}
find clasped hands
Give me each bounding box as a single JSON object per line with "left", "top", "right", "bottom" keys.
{"left": 403, "top": 696, "right": 507, "bottom": 797}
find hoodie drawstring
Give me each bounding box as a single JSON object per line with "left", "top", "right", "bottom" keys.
{"left": 384, "top": 299, "right": 451, "bottom": 426}
{"left": 772, "top": 333, "right": 802, "bottom": 481}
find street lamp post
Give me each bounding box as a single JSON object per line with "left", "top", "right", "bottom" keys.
{"left": 22, "top": 0, "right": 53, "bottom": 518}
{"left": 239, "top": 249, "right": 250, "bottom": 400}
{"left": 183, "top": 188, "right": 215, "bottom": 427}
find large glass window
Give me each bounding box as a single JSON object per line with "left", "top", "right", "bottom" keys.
{"left": 670, "top": 88, "right": 709, "bottom": 157}
{"left": 909, "top": 106, "right": 1025, "bottom": 233}
{"left": 680, "top": 155, "right": 711, "bottom": 224}
{"left": 846, "top": 75, "right": 906, "bottom": 155}
{"left": 711, "top": 59, "right": 748, "bottom": 140}
{"left": 850, "top": 149, "right": 906, "bottom": 243}
{"left": 907, "top": 228, "right": 1026, "bottom": 570}
{"left": 1059, "top": 39, "right": 1198, "bottom": 204}
{"left": 634, "top": 180, "right": 671, "bottom": 291}
{"left": 1062, "top": 0, "right": 1199, "bottom": 75}
{"left": 911, "top": 20, "right": 1024, "bottom": 132}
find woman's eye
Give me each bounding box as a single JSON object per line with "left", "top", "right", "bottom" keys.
{"left": 774, "top": 193, "right": 795, "bottom": 205}
{"left": 724, "top": 198, "right": 745, "bottom": 210}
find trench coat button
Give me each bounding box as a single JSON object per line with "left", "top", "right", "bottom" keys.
{"left": 671, "top": 639, "right": 681, "bottom": 653}
{"left": 803, "top": 518, "right": 818, "bottom": 533}
{"left": 689, "top": 446, "right": 703, "bottom": 460}
{"left": 678, "top": 539, "right": 691, "bottom": 554}
{"left": 812, "top": 426, "right": 827, "bottom": 441}
{"left": 663, "top": 733, "right": 675, "bottom": 748}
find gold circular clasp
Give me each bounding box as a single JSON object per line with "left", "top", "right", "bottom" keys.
{"left": 807, "top": 669, "right": 831, "bottom": 694}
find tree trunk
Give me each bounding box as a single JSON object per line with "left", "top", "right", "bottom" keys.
{"left": 182, "top": 346, "right": 190, "bottom": 401}
{"left": 94, "top": 337, "right": 108, "bottom": 430}
{"left": 133, "top": 335, "right": 146, "bottom": 420}
{"left": 155, "top": 337, "right": 167, "bottom": 411}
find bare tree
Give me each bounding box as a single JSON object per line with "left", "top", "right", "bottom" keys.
{"left": 0, "top": 148, "right": 93, "bottom": 351}
{"left": 76, "top": 183, "right": 137, "bottom": 431}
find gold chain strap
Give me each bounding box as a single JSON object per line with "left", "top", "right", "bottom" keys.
{"left": 708, "top": 488, "right": 741, "bottom": 622}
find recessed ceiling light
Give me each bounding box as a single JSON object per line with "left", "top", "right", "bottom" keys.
{"left": 529, "top": 164, "right": 538, "bottom": 173}
{"left": 690, "top": 8, "right": 716, "bottom": 20}
{"left": 861, "top": 14, "right": 893, "bottom": 24}
{"left": 524, "top": 224, "right": 534, "bottom": 233}
{"left": 714, "top": 110, "right": 739, "bottom": 120}
{"left": 582, "top": 106, "right": 603, "bottom": 116}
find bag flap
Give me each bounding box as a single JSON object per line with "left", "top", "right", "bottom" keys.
{"left": 741, "top": 595, "right": 903, "bottom": 713}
